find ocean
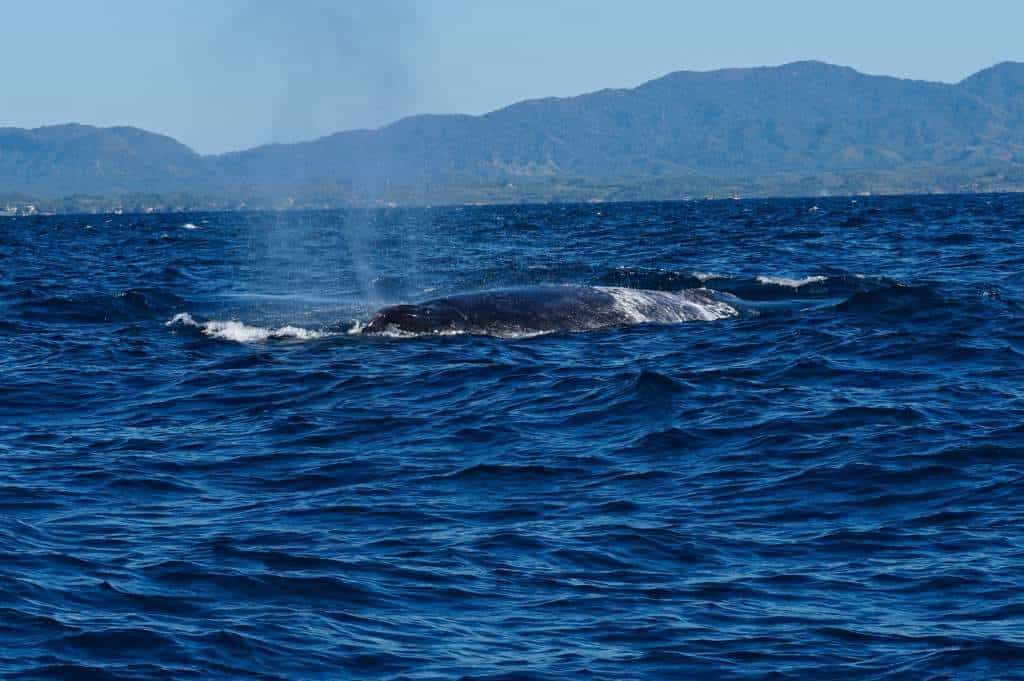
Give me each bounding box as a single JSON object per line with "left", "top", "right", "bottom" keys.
{"left": 2, "top": 194, "right": 1023, "bottom": 679}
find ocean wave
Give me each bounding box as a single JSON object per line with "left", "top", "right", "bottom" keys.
{"left": 165, "top": 313, "right": 330, "bottom": 342}
{"left": 596, "top": 267, "right": 706, "bottom": 291}
{"left": 692, "top": 271, "right": 728, "bottom": 282}
{"left": 7, "top": 197, "right": 1024, "bottom": 680}
{"left": 14, "top": 288, "right": 186, "bottom": 323}
{"left": 594, "top": 268, "right": 898, "bottom": 302}
{"left": 834, "top": 284, "right": 949, "bottom": 319}
{"left": 756, "top": 275, "right": 829, "bottom": 288}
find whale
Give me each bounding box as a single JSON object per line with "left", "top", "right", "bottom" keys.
{"left": 361, "top": 285, "right": 736, "bottom": 337}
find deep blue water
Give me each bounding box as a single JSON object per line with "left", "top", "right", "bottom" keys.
{"left": 2, "top": 195, "right": 1024, "bottom": 679}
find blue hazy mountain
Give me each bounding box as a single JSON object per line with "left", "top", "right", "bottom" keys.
{"left": 0, "top": 124, "right": 207, "bottom": 196}
{"left": 2, "top": 61, "right": 1023, "bottom": 203}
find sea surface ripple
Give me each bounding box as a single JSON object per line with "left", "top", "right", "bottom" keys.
{"left": 2, "top": 195, "right": 1024, "bottom": 679}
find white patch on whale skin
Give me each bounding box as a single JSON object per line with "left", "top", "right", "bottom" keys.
{"left": 596, "top": 287, "right": 738, "bottom": 323}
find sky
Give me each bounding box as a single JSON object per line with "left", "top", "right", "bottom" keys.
{"left": 3, "top": 0, "right": 1022, "bottom": 154}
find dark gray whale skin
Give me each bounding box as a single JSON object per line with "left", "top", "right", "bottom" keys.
{"left": 362, "top": 285, "right": 732, "bottom": 336}
{"left": 363, "top": 285, "right": 623, "bottom": 335}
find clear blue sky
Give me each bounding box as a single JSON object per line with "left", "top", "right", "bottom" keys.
{"left": 3, "top": 1, "right": 1022, "bottom": 154}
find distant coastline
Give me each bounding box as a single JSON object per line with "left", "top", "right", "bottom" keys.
{"left": 3, "top": 60, "right": 1023, "bottom": 214}
{"left": 5, "top": 187, "right": 1024, "bottom": 220}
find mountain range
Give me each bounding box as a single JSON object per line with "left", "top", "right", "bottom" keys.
{"left": 3, "top": 60, "right": 1024, "bottom": 209}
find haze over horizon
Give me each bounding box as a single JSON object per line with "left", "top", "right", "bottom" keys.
{"left": 4, "top": 0, "right": 1023, "bottom": 154}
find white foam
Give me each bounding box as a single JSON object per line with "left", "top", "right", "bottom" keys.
{"left": 368, "top": 325, "right": 473, "bottom": 339}
{"left": 756, "top": 275, "right": 828, "bottom": 288}
{"left": 692, "top": 271, "right": 726, "bottom": 283}
{"left": 166, "top": 312, "right": 329, "bottom": 342}
{"left": 182, "top": 223, "right": 199, "bottom": 230}
{"left": 597, "top": 287, "right": 737, "bottom": 323}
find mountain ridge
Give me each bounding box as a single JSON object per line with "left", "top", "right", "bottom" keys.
{"left": 2, "top": 60, "right": 1024, "bottom": 209}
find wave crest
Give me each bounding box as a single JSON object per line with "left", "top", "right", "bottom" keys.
{"left": 756, "top": 275, "right": 829, "bottom": 288}
{"left": 166, "top": 313, "right": 330, "bottom": 342}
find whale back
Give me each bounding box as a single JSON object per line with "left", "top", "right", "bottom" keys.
{"left": 362, "top": 285, "right": 735, "bottom": 336}
{"left": 363, "top": 285, "right": 620, "bottom": 335}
